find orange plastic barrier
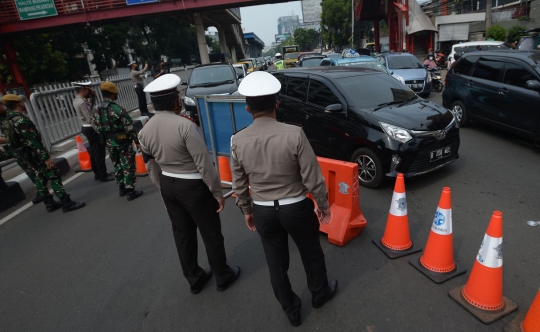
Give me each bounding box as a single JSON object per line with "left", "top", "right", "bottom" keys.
{"left": 311, "top": 157, "right": 367, "bottom": 246}
{"left": 135, "top": 152, "right": 148, "bottom": 177}
{"left": 218, "top": 156, "right": 232, "bottom": 188}
{"left": 75, "top": 135, "right": 92, "bottom": 172}
{"left": 373, "top": 174, "right": 421, "bottom": 258}
{"left": 449, "top": 211, "right": 517, "bottom": 324}
{"left": 409, "top": 187, "right": 466, "bottom": 283}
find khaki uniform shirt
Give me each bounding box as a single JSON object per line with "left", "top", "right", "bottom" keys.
{"left": 73, "top": 95, "right": 94, "bottom": 126}
{"left": 138, "top": 111, "right": 223, "bottom": 200}
{"left": 230, "top": 117, "right": 329, "bottom": 215}
{"left": 130, "top": 68, "right": 146, "bottom": 85}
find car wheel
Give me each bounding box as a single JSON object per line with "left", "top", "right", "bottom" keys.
{"left": 351, "top": 148, "right": 384, "bottom": 189}
{"left": 450, "top": 100, "right": 469, "bottom": 127}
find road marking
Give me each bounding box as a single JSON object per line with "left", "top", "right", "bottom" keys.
{"left": 0, "top": 172, "right": 85, "bottom": 226}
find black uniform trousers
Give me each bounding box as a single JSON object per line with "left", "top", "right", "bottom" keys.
{"left": 159, "top": 174, "right": 234, "bottom": 287}
{"left": 253, "top": 198, "right": 329, "bottom": 321}
{"left": 134, "top": 84, "right": 149, "bottom": 115}
{"left": 81, "top": 126, "right": 108, "bottom": 180}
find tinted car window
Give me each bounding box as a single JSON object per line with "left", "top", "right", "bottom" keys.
{"left": 189, "top": 66, "right": 234, "bottom": 85}
{"left": 234, "top": 67, "right": 244, "bottom": 77}
{"left": 453, "top": 46, "right": 466, "bottom": 54}
{"left": 386, "top": 56, "right": 423, "bottom": 69}
{"left": 486, "top": 45, "right": 509, "bottom": 51}
{"left": 286, "top": 76, "right": 307, "bottom": 100}
{"left": 503, "top": 62, "right": 537, "bottom": 88}
{"left": 471, "top": 57, "right": 504, "bottom": 82}
{"left": 467, "top": 46, "right": 478, "bottom": 52}
{"left": 320, "top": 60, "right": 331, "bottom": 66}
{"left": 302, "top": 58, "right": 324, "bottom": 66}
{"left": 272, "top": 73, "right": 287, "bottom": 95}
{"left": 307, "top": 80, "right": 341, "bottom": 108}
{"left": 336, "top": 73, "right": 416, "bottom": 109}
{"left": 453, "top": 55, "right": 480, "bottom": 76}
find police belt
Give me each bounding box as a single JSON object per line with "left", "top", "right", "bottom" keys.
{"left": 253, "top": 195, "right": 306, "bottom": 207}
{"left": 162, "top": 171, "right": 202, "bottom": 179}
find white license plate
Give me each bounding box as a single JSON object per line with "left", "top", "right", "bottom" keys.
{"left": 407, "top": 84, "right": 422, "bottom": 89}
{"left": 430, "top": 146, "right": 451, "bottom": 162}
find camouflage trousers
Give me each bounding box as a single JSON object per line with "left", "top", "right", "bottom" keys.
{"left": 107, "top": 144, "right": 136, "bottom": 189}
{"left": 17, "top": 157, "right": 66, "bottom": 199}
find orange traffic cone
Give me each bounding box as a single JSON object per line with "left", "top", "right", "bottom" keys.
{"left": 373, "top": 174, "right": 421, "bottom": 258}
{"left": 504, "top": 288, "right": 540, "bottom": 332}
{"left": 449, "top": 211, "right": 518, "bottom": 324}
{"left": 409, "top": 187, "right": 467, "bottom": 283}
{"left": 135, "top": 153, "right": 148, "bottom": 177}
{"left": 75, "top": 135, "right": 92, "bottom": 172}
{"left": 218, "top": 156, "right": 232, "bottom": 188}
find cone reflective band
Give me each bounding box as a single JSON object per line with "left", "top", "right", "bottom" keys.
{"left": 373, "top": 174, "right": 421, "bottom": 259}
{"left": 431, "top": 207, "right": 452, "bottom": 235}
{"left": 449, "top": 211, "right": 517, "bottom": 324}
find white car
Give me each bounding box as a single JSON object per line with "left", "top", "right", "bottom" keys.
{"left": 232, "top": 63, "right": 248, "bottom": 82}
{"left": 447, "top": 41, "right": 509, "bottom": 69}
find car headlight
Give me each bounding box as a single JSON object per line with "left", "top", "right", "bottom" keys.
{"left": 427, "top": 74, "right": 432, "bottom": 83}
{"left": 183, "top": 96, "right": 195, "bottom": 106}
{"left": 380, "top": 122, "right": 413, "bottom": 143}
{"left": 392, "top": 74, "right": 404, "bottom": 84}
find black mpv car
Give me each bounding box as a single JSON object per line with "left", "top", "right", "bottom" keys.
{"left": 443, "top": 51, "right": 540, "bottom": 143}
{"left": 270, "top": 67, "right": 460, "bottom": 188}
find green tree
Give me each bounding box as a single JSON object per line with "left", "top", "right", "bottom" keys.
{"left": 507, "top": 25, "right": 527, "bottom": 44}
{"left": 294, "top": 28, "right": 320, "bottom": 51}
{"left": 281, "top": 36, "right": 296, "bottom": 46}
{"left": 486, "top": 24, "right": 506, "bottom": 41}
{"left": 321, "top": 0, "right": 351, "bottom": 47}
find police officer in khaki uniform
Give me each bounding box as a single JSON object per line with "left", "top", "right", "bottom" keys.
{"left": 230, "top": 72, "right": 337, "bottom": 327}
{"left": 128, "top": 61, "right": 153, "bottom": 118}
{"left": 72, "top": 82, "right": 114, "bottom": 182}
{"left": 138, "top": 74, "right": 240, "bottom": 294}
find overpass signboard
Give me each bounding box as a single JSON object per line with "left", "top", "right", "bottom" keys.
{"left": 126, "top": 0, "right": 158, "bottom": 5}
{"left": 15, "top": 0, "right": 58, "bottom": 20}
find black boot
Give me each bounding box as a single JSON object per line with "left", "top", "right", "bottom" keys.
{"left": 32, "top": 194, "right": 44, "bottom": 204}
{"left": 60, "top": 195, "right": 85, "bottom": 213}
{"left": 127, "top": 189, "right": 143, "bottom": 201}
{"left": 43, "top": 195, "right": 62, "bottom": 212}
{"left": 119, "top": 185, "right": 127, "bottom": 197}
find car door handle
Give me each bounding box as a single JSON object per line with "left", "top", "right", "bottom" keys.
{"left": 467, "top": 81, "right": 473, "bottom": 87}
{"left": 498, "top": 88, "right": 508, "bottom": 96}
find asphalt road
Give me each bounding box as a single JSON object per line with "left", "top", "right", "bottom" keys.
{"left": 0, "top": 91, "right": 539, "bottom": 332}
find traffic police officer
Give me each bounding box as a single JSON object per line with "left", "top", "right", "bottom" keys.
{"left": 138, "top": 74, "right": 240, "bottom": 294}
{"left": 230, "top": 72, "right": 337, "bottom": 327}
{"left": 0, "top": 94, "right": 85, "bottom": 212}
{"left": 128, "top": 61, "right": 153, "bottom": 118}
{"left": 91, "top": 82, "right": 143, "bottom": 201}
{"left": 72, "top": 82, "right": 114, "bottom": 182}
{"left": 274, "top": 53, "right": 285, "bottom": 70}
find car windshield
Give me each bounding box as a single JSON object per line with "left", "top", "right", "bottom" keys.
{"left": 531, "top": 52, "right": 540, "bottom": 65}
{"left": 189, "top": 66, "right": 235, "bottom": 86}
{"left": 387, "top": 56, "right": 423, "bottom": 69}
{"left": 302, "top": 58, "right": 324, "bottom": 66}
{"left": 338, "top": 61, "right": 388, "bottom": 73}
{"left": 336, "top": 73, "right": 416, "bottom": 109}
{"left": 285, "top": 53, "right": 298, "bottom": 60}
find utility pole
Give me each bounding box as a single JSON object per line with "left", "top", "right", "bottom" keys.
{"left": 352, "top": 0, "right": 354, "bottom": 48}
{"left": 486, "top": 0, "right": 492, "bottom": 31}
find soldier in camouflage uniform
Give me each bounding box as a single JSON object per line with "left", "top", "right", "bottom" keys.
{"left": 0, "top": 94, "right": 85, "bottom": 212}
{"left": 91, "top": 82, "right": 143, "bottom": 201}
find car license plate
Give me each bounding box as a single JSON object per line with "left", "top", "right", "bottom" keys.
{"left": 430, "top": 146, "right": 451, "bottom": 162}
{"left": 407, "top": 84, "right": 422, "bottom": 89}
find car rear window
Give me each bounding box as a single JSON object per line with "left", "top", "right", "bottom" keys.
{"left": 302, "top": 58, "right": 324, "bottom": 66}
{"left": 386, "top": 56, "right": 423, "bottom": 70}
{"left": 471, "top": 57, "right": 504, "bottom": 82}
{"left": 453, "top": 55, "right": 480, "bottom": 76}
{"left": 189, "top": 66, "right": 235, "bottom": 85}
{"left": 336, "top": 73, "right": 416, "bottom": 109}
{"left": 338, "top": 61, "right": 388, "bottom": 73}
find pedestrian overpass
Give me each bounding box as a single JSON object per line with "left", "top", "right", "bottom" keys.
{"left": 0, "top": 0, "right": 289, "bottom": 95}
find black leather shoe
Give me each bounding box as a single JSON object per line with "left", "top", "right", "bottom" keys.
{"left": 127, "top": 189, "right": 143, "bottom": 201}
{"left": 119, "top": 185, "right": 127, "bottom": 197}
{"left": 190, "top": 268, "right": 213, "bottom": 294}
{"left": 216, "top": 266, "right": 241, "bottom": 291}
{"left": 287, "top": 303, "right": 301, "bottom": 327}
{"left": 312, "top": 280, "right": 338, "bottom": 308}
{"left": 100, "top": 174, "right": 115, "bottom": 182}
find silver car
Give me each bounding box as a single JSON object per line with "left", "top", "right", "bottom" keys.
{"left": 376, "top": 52, "right": 432, "bottom": 97}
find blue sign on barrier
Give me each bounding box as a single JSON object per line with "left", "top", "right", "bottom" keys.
{"left": 126, "top": 0, "right": 158, "bottom": 5}
{"left": 196, "top": 96, "right": 252, "bottom": 156}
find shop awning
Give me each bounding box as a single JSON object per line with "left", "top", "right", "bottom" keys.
{"left": 407, "top": 0, "right": 438, "bottom": 34}
{"left": 438, "top": 23, "right": 470, "bottom": 41}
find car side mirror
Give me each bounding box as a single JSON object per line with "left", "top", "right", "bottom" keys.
{"left": 526, "top": 80, "right": 540, "bottom": 91}
{"left": 324, "top": 103, "right": 343, "bottom": 113}
{"left": 180, "top": 80, "right": 187, "bottom": 85}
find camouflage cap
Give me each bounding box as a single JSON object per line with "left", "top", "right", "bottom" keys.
{"left": 1, "top": 94, "right": 23, "bottom": 103}
{"left": 100, "top": 81, "right": 119, "bottom": 94}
